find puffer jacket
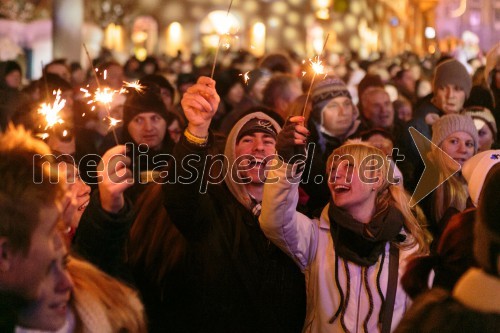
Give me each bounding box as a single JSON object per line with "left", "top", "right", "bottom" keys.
{"left": 260, "top": 162, "right": 418, "bottom": 333}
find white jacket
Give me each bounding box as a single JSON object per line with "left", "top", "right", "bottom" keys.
{"left": 260, "top": 162, "right": 416, "bottom": 333}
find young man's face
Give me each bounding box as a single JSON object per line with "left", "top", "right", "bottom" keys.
{"left": 17, "top": 245, "right": 73, "bottom": 331}
{"left": 433, "top": 84, "right": 466, "bottom": 114}
{"left": 6, "top": 204, "right": 63, "bottom": 301}
{"left": 235, "top": 132, "right": 276, "bottom": 184}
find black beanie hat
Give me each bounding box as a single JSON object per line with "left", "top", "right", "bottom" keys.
{"left": 2, "top": 60, "right": 22, "bottom": 76}
{"left": 123, "top": 88, "right": 169, "bottom": 129}
{"left": 236, "top": 117, "right": 278, "bottom": 143}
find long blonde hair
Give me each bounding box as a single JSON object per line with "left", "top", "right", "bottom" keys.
{"left": 68, "top": 256, "right": 147, "bottom": 333}
{"left": 328, "top": 141, "right": 429, "bottom": 255}
{"left": 430, "top": 146, "right": 468, "bottom": 224}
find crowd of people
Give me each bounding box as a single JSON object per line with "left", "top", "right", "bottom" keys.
{"left": 1, "top": 42, "right": 500, "bottom": 332}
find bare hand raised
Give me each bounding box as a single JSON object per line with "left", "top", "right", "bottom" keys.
{"left": 181, "top": 76, "right": 220, "bottom": 137}
{"left": 97, "top": 145, "right": 134, "bottom": 214}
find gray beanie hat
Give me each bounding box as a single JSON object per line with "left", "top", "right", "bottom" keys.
{"left": 432, "top": 114, "right": 479, "bottom": 152}
{"left": 433, "top": 59, "right": 472, "bottom": 98}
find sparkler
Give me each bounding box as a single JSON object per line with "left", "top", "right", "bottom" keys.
{"left": 302, "top": 33, "right": 330, "bottom": 118}
{"left": 240, "top": 71, "right": 250, "bottom": 85}
{"left": 107, "top": 117, "right": 122, "bottom": 130}
{"left": 123, "top": 80, "right": 145, "bottom": 93}
{"left": 210, "top": 0, "right": 234, "bottom": 79}
{"left": 37, "top": 89, "right": 66, "bottom": 130}
{"left": 83, "top": 43, "right": 119, "bottom": 144}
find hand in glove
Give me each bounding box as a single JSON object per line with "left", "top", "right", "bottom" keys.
{"left": 276, "top": 116, "right": 310, "bottom": 163}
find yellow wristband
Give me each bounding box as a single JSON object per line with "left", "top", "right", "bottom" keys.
{"left": 184, "top": 129, "right": 208, "bottom": 146}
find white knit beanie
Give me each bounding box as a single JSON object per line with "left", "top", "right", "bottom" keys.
{"left": 465, "top": 106, "right": 498, "bottom": 137}
{"left": 462, "top": 150, "right": 500, "bottom": 207}
{"left": 431, "top": 114, "right": 479, "bottom": 152}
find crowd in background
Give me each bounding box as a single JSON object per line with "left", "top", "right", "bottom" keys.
{"left": 1, "top": 42, "right": 500, "bottom": 332}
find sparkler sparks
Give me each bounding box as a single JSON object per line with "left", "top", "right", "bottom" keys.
{"left": 302, "top": 33, "right": 330, "bottom": 118}
{"left": 123, "top": 80, "right": 145, "bottom": 93}
{"left": 240, "top": 71, "right": 250, "bottom": 84}
{"left": 83, "top": 43, "right": 121, "bottom": 145}
{"left": 107, "top": 117, "right": 122, "bottom": 130}
{"left": 309, "top": 57, "right": 325, "bottom": 76}
{"left": 80, "top": 86, "right": 129, "bottom": 108}
{"left": 37, "top": 89, "right": 66, "bottom": 130}
{"left": 94, "top": 87, "right": 117, "bottom": 104}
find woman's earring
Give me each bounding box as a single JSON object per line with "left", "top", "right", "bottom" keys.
{"left": 372, "top": 187, "right": 376, "bottom": 192}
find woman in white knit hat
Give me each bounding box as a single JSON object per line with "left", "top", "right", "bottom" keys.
{"left": 465, "top": 106, "right": 497, "bottom": 152}
{"left": 426, "top": 113, "right": 479, "bottom": 241}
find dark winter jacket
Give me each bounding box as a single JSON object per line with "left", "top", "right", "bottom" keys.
{"left": 162, "top": 116, "right": 306, "bottom": 333}
{"left": 394, "top": 269, "right": 500, "bottom": 333}
{"left": 73, "top": 190, "right": 136, "bottom": 285}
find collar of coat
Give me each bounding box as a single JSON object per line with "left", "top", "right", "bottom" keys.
{"left": 453, "top": 268, "right": 500, "bottom": 314}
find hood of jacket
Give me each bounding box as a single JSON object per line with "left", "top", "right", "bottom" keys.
{"left": 224, "top": 111, "right": 281, "bottom": 211}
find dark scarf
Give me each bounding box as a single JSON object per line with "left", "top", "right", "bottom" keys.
{"left": 328, "top": 201, "right": 405, "bottom": 266}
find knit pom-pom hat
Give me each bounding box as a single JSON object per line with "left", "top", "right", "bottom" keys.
{"left": 431, "top": 114, "right": 479, "bottom": 152}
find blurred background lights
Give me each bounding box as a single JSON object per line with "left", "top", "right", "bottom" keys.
{"left": 425, "top": 26, "right": 436, "bottom": 39}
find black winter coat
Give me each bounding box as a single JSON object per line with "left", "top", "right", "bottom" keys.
{"left": 161, "top": 134, "right": 306, "bottom": 333}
